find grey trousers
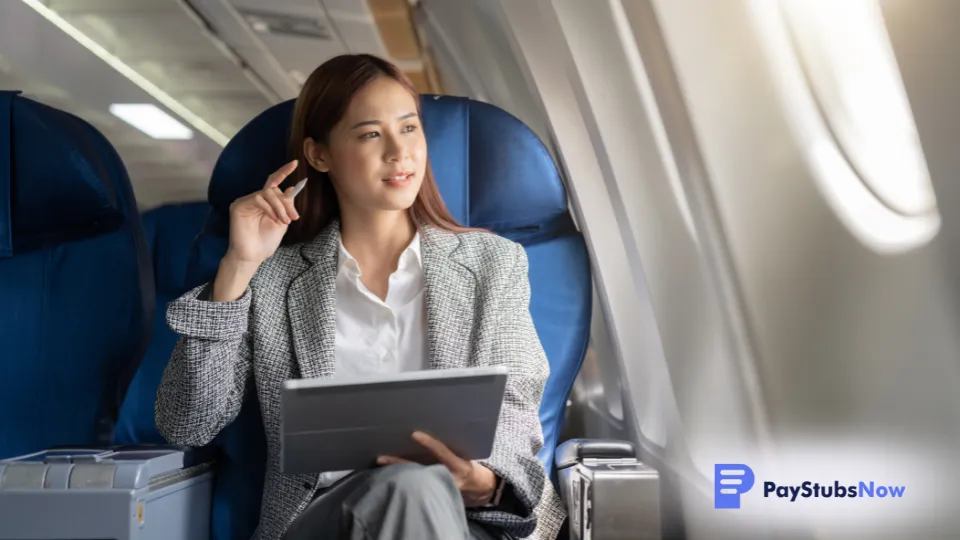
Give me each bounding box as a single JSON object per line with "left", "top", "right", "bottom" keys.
{"left": 283, "top": 463, "right": 508, "bottom": 540}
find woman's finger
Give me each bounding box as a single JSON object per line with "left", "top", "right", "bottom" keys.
{"left": 280, "top": 191, "right": 300, "bottom": 221}
{"left": 263, "top": 159, "right": 298, "bottom": 189}
{"left": 253, "top": 194, "right": 282, "bottom": 224}
{"left": 412, "top": 432, "right": 467, "bottom": 471}
{"left": 263, "top": 188, "right": 291, "bottom": 225}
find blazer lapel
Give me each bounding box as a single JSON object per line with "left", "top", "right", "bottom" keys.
{"left": 420, "top": 225, "right": 477, "bottom": 370}
{"left": 287, "top": 222, "right": 339, "bottom": 380}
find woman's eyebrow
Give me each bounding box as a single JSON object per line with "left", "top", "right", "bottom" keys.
{"left": 349, "top": 112, "right": 417, "bottom": 130}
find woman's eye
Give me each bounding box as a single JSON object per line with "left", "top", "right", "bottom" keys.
{"left": 360, "top": 131, "right": 380, "bottom": 139}
{"left": 402, "top": 125, "right": 418, "bottom": 133}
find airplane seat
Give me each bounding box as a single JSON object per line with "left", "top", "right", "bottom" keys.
{"left": 0, "top": 90, "right": 154, "bottom": 459}
{"left": 181, "top": 94, "right": 660, "bottom": 540}
{"left": 0, "top": 93, "right": 217, "bottom": 540}
{"left": 113, "top": 201, "right": 210, "bottom": 445}
{"left": 104, "top": 200, "right": 252, "bottom": 540}
{"left": 103, "top": 197, "right": 266, "bottom": 540}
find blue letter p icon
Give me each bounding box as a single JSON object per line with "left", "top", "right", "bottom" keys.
{"left": 715, "top": 464, "right": 755, "bottom": 509}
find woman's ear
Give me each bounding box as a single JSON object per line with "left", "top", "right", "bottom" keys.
{"left": 303, "top": 138, "right": 331, "bottom": 173}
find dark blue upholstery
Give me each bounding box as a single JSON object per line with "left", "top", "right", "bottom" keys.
{"left": 113, "top": 201, "right": 264, "bottom": 540}
{"left": 0, "top": 91, "right": 153, "bottom": 459}
{"left": 182, "top": 95, "right": 590, "bottom": 540}
{"left": 114, "top": 201, "right": 210, "bottom": 445}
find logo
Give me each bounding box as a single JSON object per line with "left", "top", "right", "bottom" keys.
{"left": 715, "top": 464, "right": 755, "bottom": 509}
{"left": 714, "top": 463, "right": 906, "bottom": 509}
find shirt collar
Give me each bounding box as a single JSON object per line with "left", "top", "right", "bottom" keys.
{"left": 337, "top": 232, "right": 422, "bottom": 276}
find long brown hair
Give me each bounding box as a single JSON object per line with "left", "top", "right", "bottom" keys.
{"left": 284, "top": 54, "right": 477, "bottom": 245}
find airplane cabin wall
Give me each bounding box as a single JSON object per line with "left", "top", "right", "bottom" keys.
{"left": 653, "top": 0, "right": 960, "bottom": 536}
{"left": 423, "top": 0, "right": 960, "bottom": 538}
{"left": 882, "top": 1, "right": 960, "bottom": 325}
{"left": 421, "top": 0, "right": 764, "bottom": 537}
{"left": 654, "top": 0, "right": 960, "bottom": 459}
{"left": 417, "top": 0, "right": 636, "bottom": 445}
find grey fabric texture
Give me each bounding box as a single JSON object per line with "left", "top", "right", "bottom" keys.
{"left": 155, "top": 222, "right": 565, "bottom": 540}
{"left": 284, "top": 463, "right": 505, "bottom": 540}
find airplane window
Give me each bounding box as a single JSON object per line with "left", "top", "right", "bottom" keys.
{"left": 749, "top": 0, "right": 940, "bottom": 253}
{"left": 779, "top": 0, "right": 936, "bottom": 219}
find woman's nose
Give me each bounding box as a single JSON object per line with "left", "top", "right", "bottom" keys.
{"left": 384, "top": 136, "right": 408, "bottom": 163}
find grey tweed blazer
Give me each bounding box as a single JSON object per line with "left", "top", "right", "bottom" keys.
{"left": 155, "top": 222, "right": 565, "bottom": 540}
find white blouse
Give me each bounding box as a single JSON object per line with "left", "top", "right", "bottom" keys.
{"left": 319, "top": 233, "right": 429, "bottom": 487}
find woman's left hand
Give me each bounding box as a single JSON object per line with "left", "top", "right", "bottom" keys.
{"left": 377, "top": 431, "right": 497, "bottom": 507}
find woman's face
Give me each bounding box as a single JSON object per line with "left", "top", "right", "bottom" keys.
{"left": 306, "top": 77, "right": 427, "bottom": 215}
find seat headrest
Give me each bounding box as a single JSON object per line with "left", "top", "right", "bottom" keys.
{"left": 0, "top": 91, "right": 125, "bottom": 258}
{"left": 207, "top": 95, "right": 570, "bottom": 244}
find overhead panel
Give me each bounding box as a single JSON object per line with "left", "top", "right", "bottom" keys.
{"left": 231, "top": 2, "right": 345, "bottom": 86}
{"left": 365, "top": 0, "right": 443, "bottom": 94}
{"left": 367, "top": 0, "right": 420, "bottom": 59}
{"left": 237, "top": 7, "right": 335, "bottom": 40}
{"left": 46, "top": 0, "right": 272, "bottom": 137}
{"left": 186, "top": 0, "right": 444, "bottom": 97}
{"left": 12, "top": 0, "right": 271, "bottom": 209}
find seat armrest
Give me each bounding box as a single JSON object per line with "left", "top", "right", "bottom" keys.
{"left": 555, "top": 439, "right": 660, "bottom": 539}
{"left": 555, "top": 438, "right": 636, "bottom": 469}
{"left": 0, "top": 444, "right": 214, "bottom": 540}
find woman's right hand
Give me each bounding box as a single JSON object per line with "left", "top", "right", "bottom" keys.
{"left": 225, "top": 159, "right": 305, "bottom": 266}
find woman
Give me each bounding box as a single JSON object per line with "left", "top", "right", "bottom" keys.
{"left": 155, "top": 54, "right": 564, "bottom": 540}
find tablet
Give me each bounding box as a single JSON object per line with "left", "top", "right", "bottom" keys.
{"left": 279, "top": 366, "right": 508, "bottom": 474}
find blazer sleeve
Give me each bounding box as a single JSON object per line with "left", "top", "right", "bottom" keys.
{"left": 154, "top": 280, "right": 254, "bottom": 448}
{"left": 467, "top": 243, "right": 550, "bottom": 538}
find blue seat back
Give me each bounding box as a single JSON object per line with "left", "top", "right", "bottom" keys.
{"left": 0, "top": 91, "right": 153, "bottom": 458}
{"left": 113, "top": 201, "right": 262, "bottom": 540}
{"left": 114, "top": 202, "right": 210, "bottom": 445}
{"left": 183, "top": 95, "right": 590, "bottom": 540}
